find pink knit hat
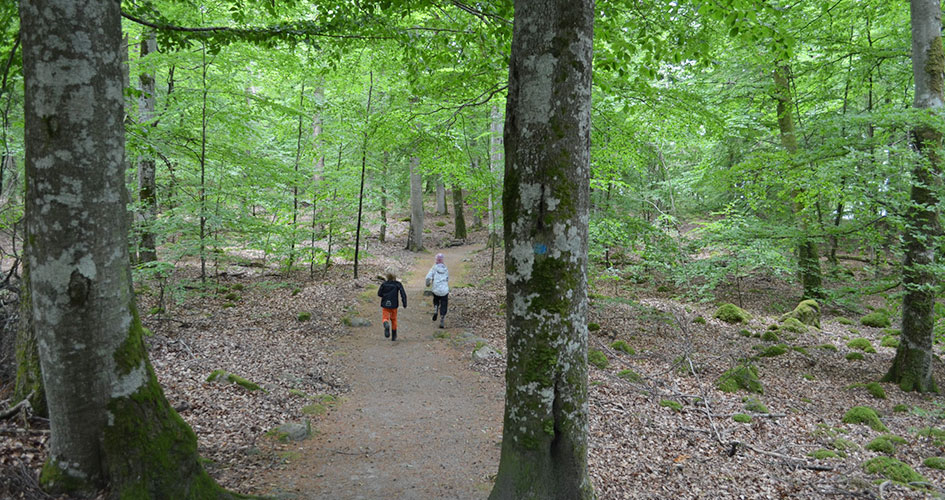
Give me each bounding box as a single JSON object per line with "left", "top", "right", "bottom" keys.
{"left": 435, "top": 253, "right": 444, "bottom": 264}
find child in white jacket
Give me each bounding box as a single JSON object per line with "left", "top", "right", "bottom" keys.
{"left": 425, "top": 253, "right": 450, "bottom": 329}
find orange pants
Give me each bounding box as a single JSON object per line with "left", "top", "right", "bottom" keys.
{"left": 382, "top": 307, "right": 398, "bottom": 331}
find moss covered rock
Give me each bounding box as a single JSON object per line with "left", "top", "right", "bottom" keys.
{"left": 617, "top": 369, "right": 642, "bottom": 383}
{"left": 846, "top": 352, "right": 865, "bottom": 361}
{"left": 779, "top": 299, "right": 821, "bottom": 328}
{"left": 862, "top": 457, "right": 925, "bottom": 484}
{"left": 714, "top": 303, "right": 751, "bottom": 324}
{"left": 716, "top": 364, "right": 763, "bottom": 394}
{"left": 610, "top": 340, "right": 635, "bottom": 355}
{"left": 778, "top": 317, "right": 808, "bottom": 334}
{"left": 836, "top": 316, "right": 854, "bottom": 325}
{"left": 865, "top": 382, "right": 886, "bottom": 399}
{"left": 924, "top": 457, "right": 945, "bottom": 470}
{"left": 733, "top": 413, "right": 752, "bottom": 423}
{"left": 817, "top": 343, "right": 838, "bottom": 352}
{"left": 860, "top": 312, "right": 891, "bottom": 328}
{"left": 808, "top": 449, "right": 840, "bottom": 459}
{"left": 743, "top": 397, "right": 768, "bottom": 413}
{"left": 842, "top": 406, "right": 887, "bottom": 432}
{"left": 866, "top": 434, "right": 907, "bottom": 455}
{"left": 207, "top": 370, "right": 264, "bottom": 392}
{"left": 692, "top": 316, "right": 707, "bottom": 325}
{"left": 588, "top": 349, "right": 609, "bottom": 369}
{"left": 659, "top": 400, "right": 683, "bottom": 412}
{"left": 760, "top": 330, "right": 779, "bottom": 342}
{"left": 759, "top": 344, "right": 789, "bottom": 357}
{"left": 846, "top": 338, "right": 876, "bottom": 353}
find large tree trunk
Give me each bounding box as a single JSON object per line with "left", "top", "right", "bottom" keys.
{"left": 489, "top": 0, "right": 595, "bottom": 498}
{"left": 435, "top": 177, "right": 448, "bottom": 215}
{"left": 137, "top": 31, "right": 158, "bottom": 264}
{"left": 883, "top": 0, "right": 942, "bottom": 393}
{"left": 20, "top": 1, "right": 231, "bottom": 495}
{"left": 452, "top": 184, "right": 467, "bottom": 240}
{"left": 772, "top": 63, "right": 823, "bottom": 300}
{"left": 407, "top": 156, "right": 424, "bottom": 251}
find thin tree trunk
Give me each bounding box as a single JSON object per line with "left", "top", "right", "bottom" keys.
{"left": 407, "top": 156, "right": 424, "bottom": 252}
{"left": 354, "top": 71, "right": 373, "bottom": 279}
{"left": 198, "top": 41, "right": 208, "bottom": 282}
{"left": 490, "top": 0, "right": 595, "bottom": 498}
{"left": 883, "top": 0, "right": 942, "bottom": 393}
{"left": 452, "top": 184, "right": 467, "bottom": 240}
{"left": 13, "top": 247, "right": 45, "bottom": 417}
{"left": 137, "top": 31, "right": 158, "bottom": 264}
{"left": 20, "top": 0, "right": 231, "bottom": 495}
{"left": 290, "top": 82, "right": 305, "bottom": 270}
{"left": 773, "top": 63, "right": 823, "bottom": 300}
{"left": 379, "top": 152, "right": 389, "bottom": 243}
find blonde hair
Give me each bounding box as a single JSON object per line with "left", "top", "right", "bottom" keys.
{"left": 385, "top": 268, "right": 397, "bottom": 281}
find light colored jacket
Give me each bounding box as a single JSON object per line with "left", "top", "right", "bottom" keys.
{"left": 425, "top": 263, "right": 450, "bottom": 296}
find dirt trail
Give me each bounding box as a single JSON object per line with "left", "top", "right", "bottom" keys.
{"left": 261, "top": 245, "right": 504, "bottom": 499}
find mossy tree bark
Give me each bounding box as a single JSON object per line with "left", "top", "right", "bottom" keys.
{"left": 883, "top": 0, "right": 943, "bottom": 393}
{"left": 452, "top": 184, "right": 467, "bottom": 240}
{"left": 772, "top": 64, "right": 823, "bottom": 301}
{"left": 489, "top": 1, "right": 595, "bottom": 498}
{"left": 20, "top": 1, "right": 235, "bottom": 496}
{"left": 407, "top": 156, "right": 424, "bottom": 251}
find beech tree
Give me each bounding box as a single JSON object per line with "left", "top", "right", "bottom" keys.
{"left": 20, "top": 0, "right": 232, "bottom": 495}
{"left": 490, "top": 0, "right": 595, "bottom": 498}
{"left": 883, "top": 0, "right": 942, "bottom": 393}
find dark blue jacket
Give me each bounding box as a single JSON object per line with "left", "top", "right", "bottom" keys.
{"left": 378, "top": 280, "right": 407, "bottom": 309}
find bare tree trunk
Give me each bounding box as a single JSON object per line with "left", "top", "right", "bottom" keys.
{"left": 354, "top": 71, "right": 373, "bottom": 279}
{"left": 407, "top": 156, "right": 424, "bottom": 251}
{"left": 490, "top": 0, "right": 595, "bottom": 498}
{"left": 883, "top": 0, "right": 942, "bottom": 393}
{"left": 488, "top": 105, "right": 503, "bottom": 246}
{"left": 289, "top": 82, "right": 305, "bottom": 270}
{"left": 137, "top": 31, "right": 158, "bottom": 264}
{"left": 379, "top": 152, "right": 389, "bottom": 243}
{"left": 20, "top": 0, "right": 232, "bottom": 495}
{"left": 452, "top": 184, "right": 467, "bottom": 240}
{"left": 436, "top": 177, "right": 448, "bottom": 215}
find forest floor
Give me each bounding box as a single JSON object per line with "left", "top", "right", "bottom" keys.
{"left": 2, "top": 211, "right": 945, "bottom": 499}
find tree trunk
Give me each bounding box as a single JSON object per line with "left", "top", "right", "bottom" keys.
{"left": 436, "top": 177, "right": 448, "bottom": 215}
{"left": 20, "top": 1, "right": 232, "bottom": 495}
{"left": 883, "top": 0, "right": 942, "bottom": 393}
{"left": 488, "top": 105, "right": 503, "bottom": 246}
{"left": 354, "top": 72, "right": 373, "bottom": 279}
{"left": 407, "top": 156, "right": 424, "bottom": 251}
{"left": 452, "top": 184, "right": 467, "bottom": 240}
{"left": 13, "top": 250, "right": 45, "bottom": 417}
{"left": 490, "top": 0, "right": 595, "bottom": 498}
{"left": 772, "top": 63, "right": 823, "bottom": 300}
{"left": 379, "top": 152, "right": 389, "bottom": 243}
{"left": 137, "top": 31, "right": 158, "bottom": 264}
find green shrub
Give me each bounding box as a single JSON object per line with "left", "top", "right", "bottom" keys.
{"left": 610, "top": 340, "right": 635, "bottom": 355}
{"left": 845, "top": 352, "right": 864, "bottom": 361}
{"left": 861, "top": 312, "right": 891, "bottom": 328}
{"left": 224, "top": 292, "right": 241, "bottom": 301}
{"left": 714, "top": 303, "right": 751, "bottom": 324}
{"left": 617, "top": 369, "right": 642, "bottom": 383}
{"left": 292, "top": 287, "right": 301, "bottom": 296}
{"left": 842, "top": 406, "right": 887, "bottom": 432}
{"left": 297, "top": 312, "right": 312, "bottom": 322}
{"left": 716, "top": 364, "right": 763, "bottom": 394}
{"left": 862, "top": 457, "right": 926, "bottom": 484}
{"left": 659, "top": 400, "right": 683, "bottom": 412}
{"left": 733, "top": 413, "right": 752, "bottom": 423}
{"left": 924, "top": 457, "right": 945, "bottom": 470}
{"left": 231, "top": 283, "right": 245, "bottom": 291}
{"left": 588, "top": 349, "right": 608, "bottom": 369}
{"left": 435, "top": 221, "right": 447, "bottom": 227}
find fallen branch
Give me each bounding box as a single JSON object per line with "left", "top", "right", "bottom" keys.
{"left": 0, "top": 392, "right": 32, "bottom": 420}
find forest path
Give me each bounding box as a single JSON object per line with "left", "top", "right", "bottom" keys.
{"left": 261, "top": 244, "right": 504, "bottom": 499}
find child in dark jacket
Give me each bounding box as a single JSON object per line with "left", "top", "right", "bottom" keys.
{"left": 377, "top": 271, "right": 407, "bottom": 341}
